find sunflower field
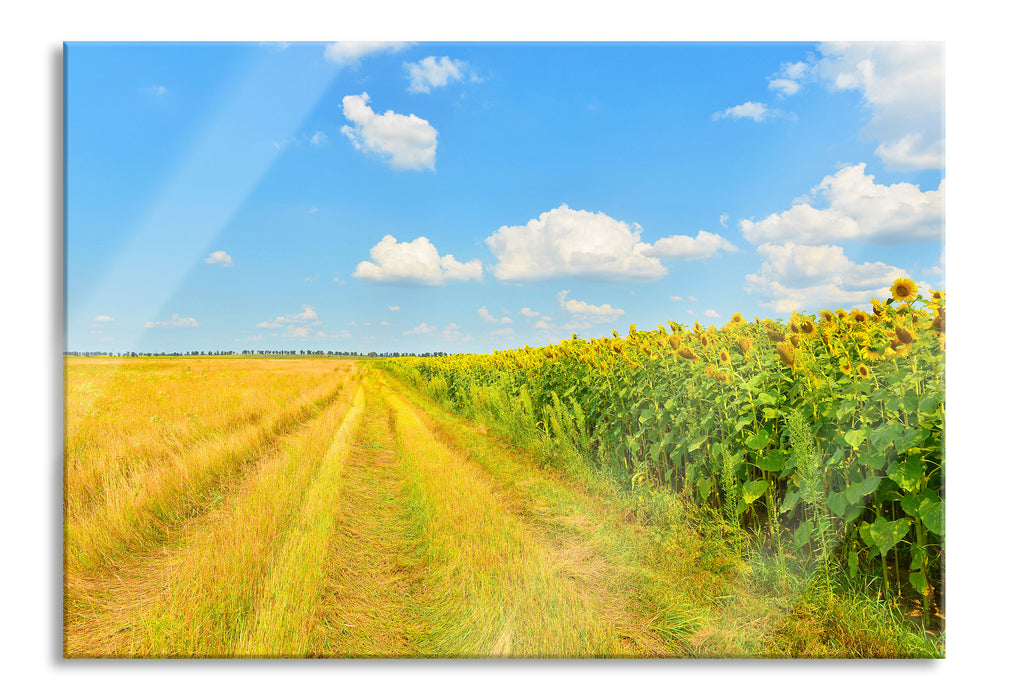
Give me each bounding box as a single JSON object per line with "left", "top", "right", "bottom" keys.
{"left": 383, "top": 279, "right": 945, "bottom": 622}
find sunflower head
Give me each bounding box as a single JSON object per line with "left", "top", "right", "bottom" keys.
{"left": 930, "top": 313, "right": 945, "bottom": 334}
{"left": 677, "top": 346, "right": 699, "bottom": 361}
{"left": 731, "top": 312, "right": 745, "bottom": 323}
{"left": 852, "top": 309, "right": 868, "bottom": 324}
{"left": 700, "top": 334, "right": 710, "bottom": 348}
{"left": 836, "top": 308, "right": 848, "bottom": 320}
{"left": 856, "top": 363, "right": 870, "bottom": 379}
{"left": 776, "top": 342, "right": 797, "bottom": 368}
{"left": 895, "top": 325, "right": 916, "bottom": 345}
{"left": 839, "top": 360, "right": 852, "bottom": 375}
{"left": 694, "top": 320, "right": 703, "bottom": 333}
{"left": 629, "top": 323, "right": 637, "bottom": 334}
{"left": 669, "top": 334, "right": 683, "bottom": 350}
{"left": 890, "top": 277, "right": 919, "bottom": 303}
{"left": 789, "top": 334, "right": 801, "bottom": 348}
{"left": 871, "top": 298, "right": 886, "bottom": 317}
{"left": 767, "top": 329, "right": 786, "bottom": 342}
{"left": 800, "top": 319, "right": 816, "bottom": 335}
{"left": 719, "top": 348, "right": 731, "bottom": 364}
{"left": 737, "top": 337, "right": 752, "bottom": 355}
{"left": 819, "top": 310, "right": 834, "bottom": 323}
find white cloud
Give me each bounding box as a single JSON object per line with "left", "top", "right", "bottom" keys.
{"left": 379, "top": 321, "right": 391, "bottom": 326}
{"left": 310, "top": 131, "right": 328, "bottom": 146}
{"left": 719, "top": 213, "right": 729, "bottom": 228}
{"left": 744, "top": 241, "right": 907, "bottom": 314}
{"left": 353, "top": 235, "right": 482, "bottom": 285}
{"left": 669, "top": 296, "right": 683, "bottom": 302}
{"left": 712, "top": 102, "right": 792, "bottom": 122}
{"left": 144, "top": 313, "right": 199, "bottom": 329}
{"left": 704, "top": 310, "right": 720, "bottom": 318}
{"left": 478, "top": 306, "right": 512, "bottom": 324}
{"left": 141, "top": 85, "right": 167, "bottom": 97}
{"left": 388, "top": 305, "right": 401, "bottom": 311}
{"left": 688, "top": 296, "right": 697, "bottom": 302}
{"left": 739, "top": 163, "right": 944, "bottom": 245}
{"left": 489, "top": 327, "right": 514, "bottom": 337}
{"left": 257, "top": 305, "right": 318, "bottom": 328}
{"left": 323, "top": 42, "right": 411, "bottom": 67}
{"left": 340, "top": 93, "right": 438, "bottom": 171}
{"left": 557, "top": 290, "right": 624, "bottom": 324}
{"left": 405, "top": 56, "right": 471, "bottom": 93}
{"left": 441, "top": 323, "right": 462, "bottom": 340}
{"left": 316, "top": 330, "right": 352, "bottom": 339}
{"left": 773, "top": 43, "right": 943, "bottom": 170}
{"left": 93, "top": 314, "right": 114, "bottom": 323}
{"left": 520, "top": 307, "right": 540, "bottom": 317}
{"left": 203, "top": 250, "right": 233, "bottom": 267}
{"left": 307, "top": 206, "right": 319, "bottom": 214}
{"left": 485, "top": 204, "right": 736, "bottom": 283}
{"left": 635, "top": 230, "right": 739, "bottom": 260}
{"left": 404, "top": 322, "right": 437, "bottom": 335}
{"left": 768, "top": 78, "right": 801, "bottom": 97}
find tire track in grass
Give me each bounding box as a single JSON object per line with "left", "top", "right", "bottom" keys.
{"left": 378, "top": 372, "right": 704, "bottom": 656}
{"left": 382, "top": 383, "right": 668, "bottom": 657}
{"left": 307, "top": 379, "right": 427, "bottom": 657}
{"left": 64, "top": 373, "right": 365, "bottom": 657}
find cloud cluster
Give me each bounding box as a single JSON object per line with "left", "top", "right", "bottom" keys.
{"left": 768, "top": 43, "right": 944, "bottom": 170}
{"left": 739, "top": 163, "right": 944, "bottom": 245}
{"left": 340, "top": 93, "right": 438, "bottom": 171}
{"left": 404, "top": 56, "right": 473, "bottom": 93}
{"left": 144, "top": 313, "right": 199, "bottom": 329}
{"left": 738, "top": 160, "right": 942, "bottom": 314}
{"left": 485, "top": 205, "right": 738, "bottom": 282}
{"left": 353, "top": 235, "right": 482, "bottom": 285}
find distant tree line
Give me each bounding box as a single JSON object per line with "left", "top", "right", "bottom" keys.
{"left": 64, "top": 350, "right": 449, "bottom": 358}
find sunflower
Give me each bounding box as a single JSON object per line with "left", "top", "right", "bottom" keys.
{"left": 700, "top": 334, "right": 710, "bottom": 348}
{"left": 871, "top": 298, "right": 886, "bottom": 317}
{"left": 800, "top": 319, "right": 816, "bottom": 335}
{"left": 629, "top": 323, "right": 637, "bottom": 334}
{"left": 767, "top": 329, "right": 786, "bottom": 342}
{"left": 930, "top": 312, "right": 945, "bottom": 334}
{"left": 819, "top": 310, "right": 834, "bottom": 323}
{"left": 719, "top": 348, "right": 731, "bottom": 364}
{"left": 694, "top": 320, "right": 703, "bottom": 333}
{"left": 737, "top": 337, "right": 752, "bottom": 355}
{"left": 856, "top": 363, "right": 870, "bottom": 379}
{"left": 776, "top": 342, "right": 796, "bottom": 368}
{"left": 852, "top": 309, "right": 868, "bottom": 323}
{"left": 931, "top": 289, "right": 946, "bottom": 302}
{"left": 894, "top": 325, "right": 916, "bottom": 345}
{"left": 789, "top": 334, "right": 801, "bottom": 348}
{"left": 836, "top": 308, "right": 848, "bottom": 320}
{"left": 677, "top": 346, "right": 699, "bottom": 361}
{"left": 839, "top": 360, "right": 852, "bottom": 375}
{"left": 668, "top": 334, "right": 683, "bottom": 350}
{"left": 890, "top": 277, "right": 918, "bottom": 303}
{"left": 731, "top": 312, "right": 745, "bottom": 323}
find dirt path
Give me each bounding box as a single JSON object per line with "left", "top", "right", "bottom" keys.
{"left": 66, "top": 364, "right": 705, "bottom": 658}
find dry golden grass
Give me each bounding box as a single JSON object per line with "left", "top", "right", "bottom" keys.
{"left": 65, "top": 366, "right": 365, "bottom": 656}
{"left": 64, "top": 358, "right": 351, "bottom": 581}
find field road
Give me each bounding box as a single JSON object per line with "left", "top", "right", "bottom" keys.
{"left": 64, "top": 360, "right": 716, "bottom": 658}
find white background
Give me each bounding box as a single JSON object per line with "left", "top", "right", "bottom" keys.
{"left": 1, "top": 1, "right": 1002, "bottom": 697}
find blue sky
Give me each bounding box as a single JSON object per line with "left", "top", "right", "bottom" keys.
{"left": 66, "top": 41, "right": 944, "bottom": 354}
